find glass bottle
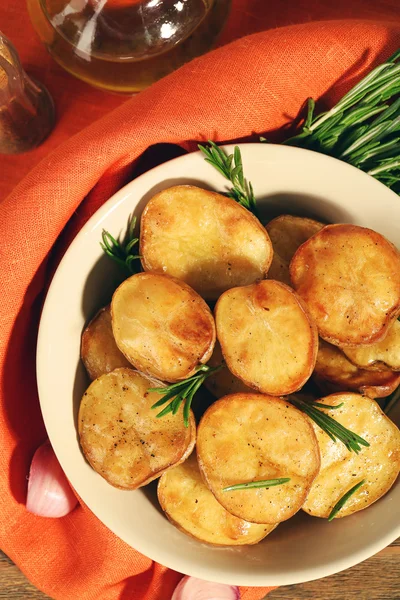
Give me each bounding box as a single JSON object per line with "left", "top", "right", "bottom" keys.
{"left": 27, "top": 0, "right": 231, "bottom": 94}
{"left": 0, "top": 33, "right": 55, "bottom": 154}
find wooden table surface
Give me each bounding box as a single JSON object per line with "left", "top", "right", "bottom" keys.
{"left": 1, "top": 540, "right": 399, "bottom": 599}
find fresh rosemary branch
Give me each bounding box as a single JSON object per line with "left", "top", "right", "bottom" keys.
{"left": 328, "top": 479, "right": 366, "bottom": 521}
{"left": 289, "top": 397, "right": 369, "bottom": 454}
{"left": 223, "top": 478, "right": 291, "bottom": 492}
{"left": 100, "top": 214, "right": 140, "bottom": 274}
{"left": 149, "top": 364, "right": 223, "bottom": 427}
{"left": 198, "top": 141, "right": 258, "bottom": 215}
{"left": 283, "top": 49, "right": 400, "bottom": 194}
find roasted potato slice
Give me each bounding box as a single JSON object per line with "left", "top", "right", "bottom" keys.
{"left": 215, "top": 280, "right": 318, "bottom": 396}
{"left": 303, "top": 393, "right": 400, "bottom": 518}
{"left": 266, "top": 215, "right": 324, "bottom": 285}
{"left": 158, "top": 452, "right": 277, "bottom": 546}
{"left": 197, "top": 393, "right": 320, "bottom": 524}
{"left": 79, "top": 368, "right": 195, "bottom": 490}
{"left": 81, "top": 305, "right": 131, "bottom": 380}
{"left": 290, "top": 224, "right": 400, "bottom": 346}
{"left": 343, "top": 320, "right": 400, "bottom": 372}
{"left": 203, "top": 341, "right": 253, "bottom": 398}
{"left": 140, "top": 185, "right": 273, "bottom": 301}
{"left": 314, "top": 339, "right": 400, "bottom": 399}
{"left": 111, "top": 272, "right": 215, "bottom": 383}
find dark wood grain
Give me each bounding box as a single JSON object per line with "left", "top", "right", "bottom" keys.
{"left": 268, "top": 538, "right": 400, "bottom": 600}
{"left": 0, "top": 552, "right": 51, "bottom": 599}
{"left": 1, "top": 540, "right": 399, "bottom": 599}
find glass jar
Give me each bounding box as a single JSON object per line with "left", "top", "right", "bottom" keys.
{"left": 0, "top": 32, "right": 55, "bottom": 154}
{"left": 27, "top": 0, "right": 231, "bottom": 93}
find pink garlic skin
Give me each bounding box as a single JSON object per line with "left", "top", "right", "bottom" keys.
{"left": 26, "top": 440, "right": 78, "bottom": 518}
{"left": 172, "top": 575, "right": 240, "bottom": 600}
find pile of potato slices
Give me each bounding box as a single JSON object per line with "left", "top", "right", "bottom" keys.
{"left": 79, "top": 185, "right": 400, "bottom": 547}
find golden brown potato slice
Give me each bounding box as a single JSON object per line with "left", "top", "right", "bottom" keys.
{"left": 303, "top": 393, "right": 400, "bottom": 518}
{"left": 203, "top": 341, "right": 253, "bottom": 398}
{"left": 215, "top": 280, "right": 318, "bottom": 396}
{"left": 343, "top": 320, "right": 400, "bottom": 372}
{"left": 140, "top": 185, "right": 273, "bottom": 301}
{"left": 79, "top": 368, "right": 196, "bottom": 490}
{"left": 314, "top": 339, "right": 400, "bottom": 399}
{"left": 158, "top": 452, "right": 277, "bottom": 546}
{"left": 197, "top": 393, "right": 320, "bottom": 524}
{"left": 111, "top": 272, "right": 215, "bottom": 383}
{"left": 81, "top": 306, "right": 131, "bottom": 380}
{"left": 290, "top": 224, "right": 400, "bottom": 346}
{"left": 266, "top": 215, "right": 324, "bottom": 285}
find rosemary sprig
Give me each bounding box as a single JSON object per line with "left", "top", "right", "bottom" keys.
{"left": 289, "top": 397, "right": 369, "bottom": 454}
{"left": 223, "top": 478, "right": 291, "bottom": 492}
{"left": 282, "top": 49, "right": 400, "bottom": 194}
{"left": 198, "top": 141, "right": 258, "bottom": 215}
{"left": 100, "top": 214, "right": 140, "bottom": 274}
{"left": 328, "top": 479, "right": 366, "bottom": 521}
{"left": 149, "top": 364, "right": 223, "bottom": 427}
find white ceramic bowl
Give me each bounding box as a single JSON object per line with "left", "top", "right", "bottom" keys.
{"left": 37, "top": 144, "right": 400, "bottom": 587}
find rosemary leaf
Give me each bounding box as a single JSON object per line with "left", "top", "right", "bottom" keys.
{"left": 198, "top": 141, "right": 258, "bottom": 215}
{"left": 150, "top": 388, "right": 183, "bottom": 409}
{"left": 289, "top": 397, "right": 369, "bottom": 454}
{"left": 171, "top": 392, "right": 185, "bottom": 415}
{"left": 311, "top": 402, "right": 344, "bottom": 410}
{"left": 149, "top": 364, "right": 223, "bottom": 427}
{"left": 100, "top": 214, "right": 140, "bottom": 274}
{"left": 183, "top": 377, "right": 203, "bottom": 425}
{"left": 368, "top": 157, "right": 400, "bottom": 176}
{"left": 155, "top": 402, "right": 174, "bottom": 419}
{"left": 223, "top": 478, "right": 291, "bottom": 492}
{"left": 328, "top": 480, "right": 366, "bottom": 521}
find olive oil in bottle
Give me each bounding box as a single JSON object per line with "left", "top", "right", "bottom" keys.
{"left": 27, "top": 0, "right": 231, "bottom": 93}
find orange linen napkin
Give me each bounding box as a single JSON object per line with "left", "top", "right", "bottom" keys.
{"left": 1, "top": 13, "right": 400, "bottom": 600}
